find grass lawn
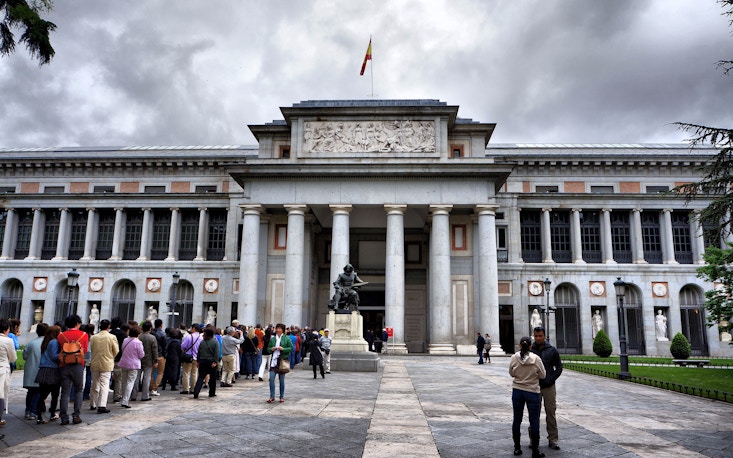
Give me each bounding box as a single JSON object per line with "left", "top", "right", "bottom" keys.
{"left": 562, "top": 355, "right": 733, "bottom": 366}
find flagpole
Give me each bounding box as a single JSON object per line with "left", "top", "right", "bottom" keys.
{"left": 370, "top": 36, "right": 374, "bottom": 98}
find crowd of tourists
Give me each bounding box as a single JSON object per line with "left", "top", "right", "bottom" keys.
{"left": 0, "top": 315, "right": 333, "bottom": 434}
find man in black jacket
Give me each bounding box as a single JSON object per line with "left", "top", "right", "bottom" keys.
{"left": 475, "top": 332, "right": 486, "bottom": 364}
{"left": 531, "top": 326, "right": 562, "bottom": 451}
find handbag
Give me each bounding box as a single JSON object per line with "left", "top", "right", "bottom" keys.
{"left": 181, "top": 335, "right": 199, "bottom": 363}
{"left": 277, "top": 356, "right": 290, "bottom": 374}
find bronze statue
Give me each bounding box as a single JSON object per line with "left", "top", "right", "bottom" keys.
{"left": 329, "top": 264, "right": 367, "bottom": 311}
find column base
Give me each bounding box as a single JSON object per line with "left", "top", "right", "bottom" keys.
{"left": 382, "top": 343, "right": 408, "bottom": 354}
{"left": 164, "top": 256, "right": 176, "bottom": 261}
{"left": 428, "top": 343, "right": 456, "bottom": 355}
{"left": 51, "top": 256, "right": 67, "bottom": 261}
{"left": 137, "top": 256, "right": 149, "bottom": 261}
{"left": 80, "top": 256, "right": 93, "bottom": 261}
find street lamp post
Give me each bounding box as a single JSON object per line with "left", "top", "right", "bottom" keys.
{"left": 543, "top": 277, "right": 552, "bottom": 343}
{"left": 67, "top": 268, "right": 79, "bottom": 318}
{"left": 169, "top": 272, "right": 180, "bottom": 329}
{"left": 614, "top": 277, "right": 631, "bottom": 380}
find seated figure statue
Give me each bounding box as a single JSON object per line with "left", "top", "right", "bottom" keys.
{"left": 329, "top": 264, "right": 365, "bottom": 311}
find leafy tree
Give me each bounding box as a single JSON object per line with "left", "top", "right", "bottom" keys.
{"left": 696, "top": 243, "right": 733, "bottom": 338}
{"left": 674, "top": 1, "right": 733, "bottom": 344}
{"left": 592, "top": 329, "right": 613, "bottom": 357}
{"left": 670, "top": 332, "right": 692, "bottom": 359}
{"left": 0, "top": 0, "right": 55, "bottom": 65}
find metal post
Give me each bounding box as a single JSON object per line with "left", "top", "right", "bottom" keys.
{"left": 543, "top": 278, "right": 552, "bottom": 344}
{"left": 614, "top": 277, "right": 631, "bottom": 380}
{"left": 169, "top": 272, "right": 180, "bottom": 329}
{"left": 67, "top": 268, "right": 79, "bottom": 319}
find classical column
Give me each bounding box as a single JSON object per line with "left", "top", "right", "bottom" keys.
{"left": 283, "top": 205, "right": 307, "bottom": 326}
{"left": 238, "top": 205, "right": 263, "bottom": 326}
{"left": 194, "top": 207, "right": 208, "bottom": 261}
{"left": 508, "top": 207, "right": 523, "bottom": 263}
{"left": 138, "top": 207, "right": 153, "bottom": 260}
{"left": 384, "top": 204, "right": 407, "bottom": 354}
{"left": 691, "top": 211, "right": 706, "bottom": 264}
{"left": 26, "top": 208, "right": 43, "bottom": 260}
{"left": 661, "top": 209, "right": 678, "bottom": 264}
{"left": 541, "top": 207, "right": 553, "bottom": 263}
{"left": 81, "top": 208, "right": 97, "bottom": 260}
{"left": 0, "top": 208, "right": 17, "bottom": 260}
{"left": 601, "top": 209, "right": 616, "bottom": 264}
{"left": 329, "top": 205, "right": 352, "bottom": 299}
{"left": 476, "top": 205, "right": 501, "bottom": 353}
{"left": 571, "top": 208, "right": 585, "bottom": 264}
{"left": 52, "top": 208, "right": 71, "bottom": 260}
{"left": 630, "top": 208, "right": 646, "bottom": 263}
{"left": 428, "top": 205, "right": 455, "bottom": 354}
{"left": 165, "top": 207, "right": 180, "bottom": 261}
{"left": 109, "top": 207, "right": 125, "bottom": 260}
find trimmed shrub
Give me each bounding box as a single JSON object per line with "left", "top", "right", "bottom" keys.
{"left": 592, "top": 329, "right": 613, "bottom": 357}
{"left": 670, "top": 332, "right": 691, "bottom": 359}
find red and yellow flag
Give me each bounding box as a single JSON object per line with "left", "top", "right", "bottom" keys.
{"left": 360, "top": 38, "right": 372, "bottom": 76}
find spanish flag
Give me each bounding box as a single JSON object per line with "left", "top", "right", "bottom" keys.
{"left": 360, "top": 38, "right": 372, "bottom": 76}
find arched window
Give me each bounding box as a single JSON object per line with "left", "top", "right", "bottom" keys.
{"left": 621, "top": 285, "right": 646, "bottom": 355}
{"left": 679, "top": 285, "right": 708, "bottom": 356}
{"left": 0, "top": 279, "right": 23, "bottom": 319}
{"left": 553, "top": 284, "right": 581, "bottom": 353}
{"left": 169, "top": 280, "right": 194, "bottom": 328}
{"left": 112, "top": 280, "right": 136, "bottom": 323}
{"left": 55, "top": 278, "right": 79, "bottom": 323}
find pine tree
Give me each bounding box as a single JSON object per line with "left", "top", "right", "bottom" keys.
{"left": 592, "top": 329, "right": 613, "bottom": 357}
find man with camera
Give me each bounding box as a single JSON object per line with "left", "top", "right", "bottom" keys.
{"left": 220, "top": 326, "right": 244, "bottom": 387}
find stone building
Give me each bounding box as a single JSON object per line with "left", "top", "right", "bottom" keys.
{"left": 0, "top": 99, "right": 730, "bottom": 357}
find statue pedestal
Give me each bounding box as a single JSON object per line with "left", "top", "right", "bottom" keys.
{"left": 325, "top": 310, "right": 379, "bottom": 372}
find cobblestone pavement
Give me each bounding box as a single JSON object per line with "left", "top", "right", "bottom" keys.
{"left": 1, "top": 355, "right": 731, "bottom": 457}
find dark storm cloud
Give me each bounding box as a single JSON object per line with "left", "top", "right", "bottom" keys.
{"left": 0, "top": 0, "right": 731, "bottom": 148}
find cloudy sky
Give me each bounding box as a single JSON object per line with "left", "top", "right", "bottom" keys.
{"left": 1, "top": 0, "right": 732, "bottom": 148}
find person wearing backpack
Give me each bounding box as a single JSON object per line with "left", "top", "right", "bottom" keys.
{"left": 57, "top": 314, "right": 89, "bottom": 426}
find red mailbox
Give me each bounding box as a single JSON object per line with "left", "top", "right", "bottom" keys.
{"left": 386, "top": 327, "right": 393, "bottom": 337}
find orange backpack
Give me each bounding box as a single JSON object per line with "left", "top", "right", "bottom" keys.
{"left": 60, "top": 334, "right": 84, "bottom": 365}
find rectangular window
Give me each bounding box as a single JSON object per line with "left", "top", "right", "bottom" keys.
{"left": 590, "top": 186, "right": 614, "bottom": 193}
{"left": 195, "top": 185, "right": 217, "bottom": 193}
{"left": 207, "top": 209, "right": 227, "bottom": 261}
{"left": 580, "top": 211, "right": 602, "bottom": 263}
{"left": 536, "top": 186, "right": 559, "bottom": 193}
{"left": 452, "top": 224, "right": 467, "bottom": 250}
{"left": 274, "top": 224, "right": 288, "bottom": 249}
{"left": 406, "top": 241, "right": 422, "bottom": 264}
{"left": 496, "top": 226, "right": 508, "bottom": 262}
{"left": 144, "top": 186, "right": 166, "bottom": 193}
{"left": 550, "top": 211, "right": 571, "bottom": 263}
{"left": 44, "top": 186, "right": 65, "bottom": 194}
{"left": 95, "top": 209, "right": 115, "bottom": 260}
{"left": 151, "top": 209, "right": 171, "bottom": 260}
{"left": 672, "top": 211, "right": 693, "bottom": 264}
{"left": 41, "top": 210, "right": 61, "bottom": 260}
{"left": 93, "top": 186, "right": 115, "bottom": 193}
{"left": 14, "top": 210, "right": 33, "bottom": 259}
{"left": 520, "top": 210, "right": 542, "bottom": 263}
{"left": 123, "top": 209, "right": 144, "bottom": 260}
{"left": 68, "top": 209, "right": 87, "bottom": 260}
{"left": 279, "top": 145, "right": 291, "bottom": 159}
{"left": 179, "top": 209, "right": 199, "bottom": 260}
{"left": 611, "top": 211, "right": 632, "bottom": 263}
{"left": 641, "top": 211, "right": 662, "bottom": 263}
{"left": 0, "top": 186, "right": 15, "bottom": 193}
{"left": 646, "top": 186, "right": 669, "bottom": 194}
{"left": 0, "top": 210, "right": 5, "bottom": 254}
{"left": 450, "top": 145, "right": 464, "bottom": 158}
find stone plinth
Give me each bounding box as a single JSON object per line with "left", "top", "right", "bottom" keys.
{"left": 326, "top": 310, "right": 379, "bottom": 372}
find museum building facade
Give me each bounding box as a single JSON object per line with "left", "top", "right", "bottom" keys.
{"left": 1, "top": 99, "right": 731, "bottom": 357}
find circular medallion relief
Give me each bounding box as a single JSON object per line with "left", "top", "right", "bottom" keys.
{"left": 147, "top": 278, "right": 161, "bottom": 292}
{"left": 89, "top": 278, "right": 103, "bottom": 292}
{"left": 34, "top": 278, "right": 47, "bottom": 291}
{"left": 590, "top": 282, "right": 605, "bottom": 296}
{"left": 528, "top": 281, "right": 543, "bottom": 296}
{"left": 205, "top": 279, "right": 219, "bottom": 293}
{"left": 653, "top": 283, "right": 668, "bottom": 297}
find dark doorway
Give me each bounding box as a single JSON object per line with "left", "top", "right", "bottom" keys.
{"left": 499, "top": 305, "right": 514, "bottom": 354}
{"left": 358, "top": 289, "right": 384, "bottom": 350}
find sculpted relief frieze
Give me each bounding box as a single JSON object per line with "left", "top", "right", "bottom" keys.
{"left": 303, "top": 120, "right": 435, "bottom": 153}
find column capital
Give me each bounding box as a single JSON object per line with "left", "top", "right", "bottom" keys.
{"left": 32, "top": 207, "right": 43, "bottom": 212}
{"left": 114, "top": 207, "right": 125, "bottom": 212}
{"left": 329, "top": 204, "right": 352, "bottom": 214}
{"left": 662, "top": 208, "right": 673, "bottom": 214}
{"left": 571, "top": 208, "right": 582, "bottom": 213}
{"left": 142, "top": 207, "right": 152, "bottom": 212}
{"left": 541, "top": 207, "right": 552, "bottom": 213}
{"left": 601, "top": 208, "right": 612, "bottom": 214}
{"left": 198, "top": 207, "right": 208, "bottom": 212}
{"left": 474, "top": 204, "right": 499, "bottom": 215}
{"left": 632, "top": 208, "right": 643, "bottom": 213}
{"left": 239, "top": 204, "right": 263, "bottom": 215}
{"left": 284, "top": 204, "right": 308, "bottom": 215}
{"left": 429, "top": 204, "right": 452, "bottom": 215}
{"left": 384, "top": 204, "right": 407, "bottom": 215}
{"left": 85, "top": 207, "right": 97, "bottom": 213}
{"left": 59, "top": 207, "right": 70, "bottom": 212}
{"left": 170, "top": 207, "right": 180, "bottom": 212}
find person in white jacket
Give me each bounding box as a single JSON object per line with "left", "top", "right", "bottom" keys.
{"left": 0, "top": 319, "right": 19, "bottom": 429}
{"left": 508, "top": 336, "right": 546, "bottom": 458}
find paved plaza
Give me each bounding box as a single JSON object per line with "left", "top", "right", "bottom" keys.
{"left": 1, "top": 355, "right": 731, "bottom": 457}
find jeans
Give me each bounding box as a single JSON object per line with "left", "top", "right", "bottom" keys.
{"left": 512, "top": 388, "right": 541, "bottom": 442}
{"left": 90, "top": 370, "right": 112, "bottom": 409}
{"left": 193, "top": 360, "right": 218, "bottom": 397}
{"left": 269, "top": 369, "right": 285, "bottom": 399}
{"left": 477, "top": 349, "right": 484, "bottom": 364}
{"left": 255, "top": 349, "right": 262, "bottom": 374}
{"left": 59, "top": 364, "right": 84, "bottom": 421}
{"left": 244, "top": 352, "right": 257, "bottom": 376}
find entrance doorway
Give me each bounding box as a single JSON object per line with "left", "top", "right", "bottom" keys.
{"left": 499, "top": 305, "right": 514, "bottom": 354}
{"left": 358, "top": 289, "right": 384, "bottom": 351}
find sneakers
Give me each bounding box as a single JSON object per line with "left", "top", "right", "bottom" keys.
{"left": 150, "top": 390, "right": 160, "bottom": 396}
{"left": 72, "top": 416, "right": 83, "bottom": 425}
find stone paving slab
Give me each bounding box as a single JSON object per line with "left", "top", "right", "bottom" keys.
{"left": 1, "top": 355, "right": 732, "bottom": 457}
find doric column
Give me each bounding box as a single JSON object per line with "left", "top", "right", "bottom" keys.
{"left": 631, "top": 208, "right": 646, "bottom": 263}
{"left": 601, "top": 209, "right": 616, "bottom": 264}
{"left": 541, "top": 207, "right": 553, "bottom": 263}
{"left": 475, "top": 205, "right": 500, "bottom": 349}
{"left": 571, "top": 208, "right": 585, "bottom": 264}
{"left": 110, "top": 207, "right": 125, "bottom": 260}
{"left": 691, "top": 211, "right": 706, "bottom": 264}
{"left": 329, "top": 205, "right": 352, "bottom": 299}
{"left": 428, "top": 205, "right": 455, "bottom": 354}
{"left": 508, "top": 207, "right": 523, "bottom": 263}
{"left": 165, "top": 207, "right": 180, "bottom": 261}
{"left": 238, "top": 205, "right": 263, "bottom": 326}
{"left": 661, "top": 209, "right": 678, "bottom": 264}
{"left": 283, "top": 205, "right": 307, "bottom": 326}
{"left": 53, "top": 208, "right": 71, "bottom": 260}
{"left": 384, "top": 204, "right": 407, "bottom": 354}
{"left": 26, "top": 207, "right": 43, "bottom": 260}
{"left": 81, "top": 208, "right": 98, "bottom": 260}
{"left": 0, "top": 208, "right": 17, "bottom": 259}
{"left": 194, "top": 207, "right": 208, "bottom": 261}
{"left": 138, "top": 207, "right": 153, "bottom": 260}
